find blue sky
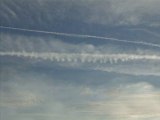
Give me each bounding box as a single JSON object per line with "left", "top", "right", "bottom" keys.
{"left": 0, "top": 0, "right": 160, "bottom": 120}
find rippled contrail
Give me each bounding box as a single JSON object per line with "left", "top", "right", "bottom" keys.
{"left": 1, "top": 26, "right": 160, "bottom": 48}
{"left": 0, "top": 51, "right": 160, "bottom": 64}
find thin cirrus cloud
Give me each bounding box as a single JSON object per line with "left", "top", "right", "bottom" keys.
{"left": 1, "top": 1, "right": 160, "bottom": 119}
{"left": 0, "top": 0, "right": 160, "bottom": 27}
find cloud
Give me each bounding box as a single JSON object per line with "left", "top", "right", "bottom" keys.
{"left": 0, "top": 67, "right": 104, "bottom": 120}
{"left": 1, "top": 0, "right": 160, "bottom": 27}
{"left": 1, "top": 65, "right": 160, "bottom": 120}
{"left": 0, "top": 91, "right": 40, "bottom": 107}
{"left": 85, "top": 0, "right": 160, "bottom": 26}
{"left": 1, "top": 32, "right": 160, "bottom": 76}
{"left": 1, "top": 1, "right": 160, "bottom": 119}
{"left": 1, "top": 50, "right": 160, "bottom": 76}
{"left": 1, "top": 60, "right": 160, "bottom": 120}
{"left": 81, "top": 82, "right": 160, "bottom": 119}
{"left": 95, "top": 64, "right": 160, "bottom": 76}
{"left": 1, "top": 31, "right": 159, "bottom": 55}
{"left": 0, "top": 72, "right": 44, "bottom": 108}
{"left": 106, "top": 0, "right": 160, "bottom": 26}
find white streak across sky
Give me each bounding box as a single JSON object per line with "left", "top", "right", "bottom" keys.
{"left": 1, "top": 26, "right": 160, "bottom": 48}
{"left": 0, "top": 52, "right": 160, "bottom": 64}
{"left": 128, "top": 28, "right": 160, "bottom": 38}
{"left": 1, "top": 1, "right": 160, "bottom": 120}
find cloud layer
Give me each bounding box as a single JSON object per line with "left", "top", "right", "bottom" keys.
{"left": 1, "top": 67, "right": 160, "bottom": 120}
{"left": 1, "top": 1, "right": 160, "bottom": 120}
{"left": 1, "top": 0, "right": 160, "bottom": 28}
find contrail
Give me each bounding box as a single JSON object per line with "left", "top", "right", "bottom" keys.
{"left": 1, "top": 26, "right": 160, "bottom": 48}
{"left": 129, "top": 28, "right": 160, "bottom": 38}
{"left": 0, "top": 51, "right": 160, "bottom": 64}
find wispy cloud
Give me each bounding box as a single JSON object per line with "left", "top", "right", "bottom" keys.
{"left": 1, "top": 31, "right": 160, "bottom": 76}
{"left": 1, "top": 0, "right": 160, "bottom": 120}
{"left": 1, "top": 0, "right": 160, "bottom": 27}
{"left": 1, "top": 66, "right": 160, "bottom": 120}
{"left": 79, "top": 82, "right": 160, "bottom": 119}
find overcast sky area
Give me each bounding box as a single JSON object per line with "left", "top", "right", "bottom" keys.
{"left": 0, "top": 0, "right": 160, "bottom": 120}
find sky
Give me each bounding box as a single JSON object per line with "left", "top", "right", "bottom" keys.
{"left": 0, "top": 0, "right": 160, "bottom": 120}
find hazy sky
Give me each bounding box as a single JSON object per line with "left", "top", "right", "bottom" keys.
{"left": 0, "top": 0, "right": 160, "bottom": 120}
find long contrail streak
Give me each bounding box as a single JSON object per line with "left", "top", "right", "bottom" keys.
{"left": 0, "top": 52, "right": 160, "bottom": 64}
{"left": 1, "top": 26, "right": 160, "bottom": 48}
{"left": 129, "top": 28, "right": 160, "bottom": 38}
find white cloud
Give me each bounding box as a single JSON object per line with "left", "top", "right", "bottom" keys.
{"left": 0, "top": 91, "right": 40, "bottom": 107}
{"left": 1, "top": 64, "right": 160, "bottom": 120}
{"left": 95, "top": 64, "right": 160, "bottom": 76}
{"left": 82, "top": 82, "right": 160, "bottom": 119}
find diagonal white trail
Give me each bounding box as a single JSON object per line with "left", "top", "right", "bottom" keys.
{"left": 129, "top": 28, "right": 160, "bottom": 38}
{"left": 1, "top": 26, "right": 160, "bottom": 48}
{"left": 0, "top": 52, "right": 160, "bottom": 64}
